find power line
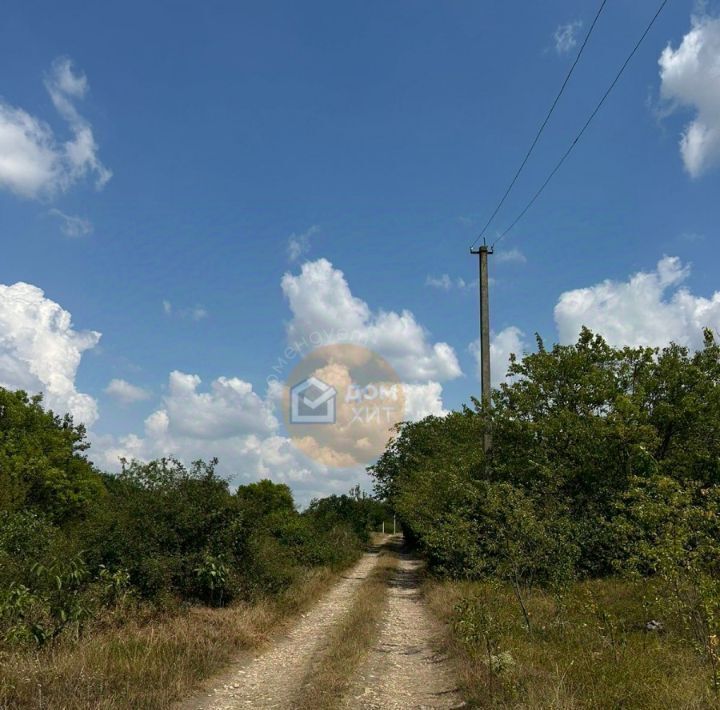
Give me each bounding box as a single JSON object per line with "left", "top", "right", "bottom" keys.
{"left": 492, "top": 0, "right": 669, "bottom": 248}
{"left": 470, "top": 0, "right": 609, "bottom": 249}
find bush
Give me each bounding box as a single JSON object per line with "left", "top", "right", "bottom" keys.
{"left": 0, "top": 384, "right": 373, "bottom": 648}
{"left": 371, "top": 329, "right": 720, "bottom": 602}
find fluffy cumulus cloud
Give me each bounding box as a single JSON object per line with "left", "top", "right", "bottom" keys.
{"left": 0, "top": 57, "right": 111, "bottom": 199}
{"left": 471, "top": 326, "right": 528, "bottom": 387}
{"left": 659, "top": 14, "right": 720, "bottom": 178}
{"left": 554, "top": 256, "right": 720, "bottom": 348}
{"left": 93, "top": 370, "right": 365, "bottom": 504}
{"left": 158, "top": 371, "right": 278, "bottom": 440}
{"left": 468, "top": 256, "right": 720, "bottom": 389}
{"left": 105, "top": 379, "right": 150, "bottom": 405}
{"left": 490, "top": 326, "right": 527, "bottom": 382}
{"left": 403, "top": 381, "right": 447, "bottom": 419}
{"left": 0, "top": 282, "right": 101, "bottom": 424}
{"left": 282, "top": 259, "right": 462, "bottom": 382}
{"left": 95, "top": 257, "right": 459, "bottom": 502}
{"left": 96, "top": 372, "right": 274, "bottom": 463}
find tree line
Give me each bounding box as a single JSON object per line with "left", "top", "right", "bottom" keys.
{"left": 371, "top": 328, "right": 720, "bottom": 645}
{"left": 0, "top": 388, "right": 388, "bottom": 646}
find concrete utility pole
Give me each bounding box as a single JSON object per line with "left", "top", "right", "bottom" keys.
{"left": 470, "top": 244, "right": 493, "bottom": 453}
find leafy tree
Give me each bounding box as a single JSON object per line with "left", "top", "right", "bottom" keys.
{"left": 306, "top": 489, "right": 390, "bottom": 540}
{"left": 236, "top": 479, "right": 295, "bottom": 520}
{"left": 88, "top": 457, "right": 242, "bottom": 599}
{"left": 370, "top": 328, "right": 720, "bottom": 583}
{"left": 0, "top": 388, "right": 104, "bottom": 522}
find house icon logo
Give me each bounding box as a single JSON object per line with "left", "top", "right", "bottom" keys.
{"left": 289, "top": 376, "right": 337, "bottom": 424}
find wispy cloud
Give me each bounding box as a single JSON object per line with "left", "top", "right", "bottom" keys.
{"left": 48, "top": 208, "right": 92, "bottom": 237}
{"left": 680, "top": 231, "right": 705, "bottom": 242}
{"left": 162, "top": 300, "right": 208, "bottom": 321}
{"left": 495, "top": 247, "right": 527, "bottom": 264}
{"left": 0, "top": 57, "right": 111, "bottom": 199}
{"left": 288, "top": 225, "right": 320, "bottom": 262}
{"left": 425, "top": 274, "right": 477, "bottom": 291}
{"left": 554, "top": 20, "right": 583, "bottom": 55}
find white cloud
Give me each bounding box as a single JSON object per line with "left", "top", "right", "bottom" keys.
{"left": 188, "top": 306, "right": 208, "bottom": 321}
{"left": 0, "top": 57, "right": 111, "bottom": 199}
{"left": 94, "top": 366, "right": 429, "bottom": 505}
{"left": 425, "top": 274, "right": 476, "bottom": 291}
{"left": 403, "top": 381, "right": 447, "bottom": 419}
{"left": 49, "top": 208, "right": 92, "bottom": 237}
{"left": 0, "top": 105, "right": 60, "bottom": 198}
{"left": 495, "top": 247, "right": 526, "bottom": 264}
{"left": 288, "top": 225, "right": 319, "bottom": 262}
{"left": 426, "top": 274, "right": 454, "bottom": 290}
{"left": 162, "top": 300, "right": 208, "bottom": 321}
{"left": 282, "top": 259, "right": 462, "bottom": 382}
{"left": 471, "top": 326, "right": 528, "bottom": 387}
{"left": 161, "top": 371, "right": 277, "bottom": 440}
{"left": 44, "top": 58, "right": 112, "bottom": 190}
{"left": 554, "top": 20, "right": 583, "bottom": 54}
{"left": 95, "top": 257, "right": 462, "bottom": 502}
{"left": 95, "top": 371, "right": 277, "bottom": 461}
{"left": 105, "top": 378, "right": 150, "bottom": 404}
{"left": 91, "top": 370, "right": 364, "bottom": 505}
{"left": 659, "top": 14, "right": 720, "bottom": 177}
{"left": 490, "top": 326, "right": 527, "bottom": 383}
{"left": 0, "top": 282, "right": 100, "bottom": 424}
{"left": 279, "top": 259, "right": 458, "bottom": 470}
{"left": 554, "top": 255, "right": 720, "bottom": 348}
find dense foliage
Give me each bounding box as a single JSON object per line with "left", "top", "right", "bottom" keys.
{"left": 0, "top": 388, "right": 385, "bottom": 647}
{"left": 371, "top": 328, "right": 720, "bottom": 651}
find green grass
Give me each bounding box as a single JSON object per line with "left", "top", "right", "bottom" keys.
{"left": 425, "top": 577, "right": 719, "bottom": 709}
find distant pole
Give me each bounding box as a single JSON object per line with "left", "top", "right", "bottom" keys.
{"left": 470, "top": 244, "right": 493, "bottom": 453}
{"left": 393, "top": 514, "right": 396, "bottom": 535}
{"left": 382, "top": 521, "right": 385, "bottom": 534}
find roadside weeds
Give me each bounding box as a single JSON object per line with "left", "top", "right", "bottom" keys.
{"left": 0, "top": 567, "right": 343, "bottom": 710}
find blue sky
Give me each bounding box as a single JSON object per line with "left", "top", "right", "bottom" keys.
{"left": 1, "top": 0, "right": 719, "bottom": 501}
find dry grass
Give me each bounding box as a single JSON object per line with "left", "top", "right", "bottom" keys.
{"left": 294, "top": 537, "right": 400, "bottom": 709}
{"left": 0, "top": 567, "right": 339, "bottom": 710}
{"left": 425, "top": 577, "right": 718, "bottom": 709}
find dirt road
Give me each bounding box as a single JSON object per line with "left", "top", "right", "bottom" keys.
{"left": 180, "top": 539, "right": 463, "bottom": 709}
{"left": 342, "top": 549, "right": 464, "bottom": 709}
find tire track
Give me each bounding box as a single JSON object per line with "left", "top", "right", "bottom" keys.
{"left": 180, "top": 550, "right": 381, "bottom": 710}
{"left": 342, "top": 550, "right": 464, "bottom": 709}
